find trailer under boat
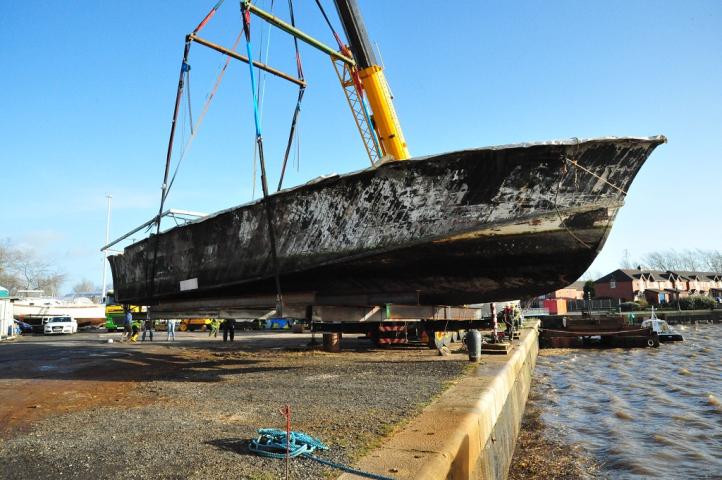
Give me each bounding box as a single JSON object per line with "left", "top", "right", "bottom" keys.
{"left": 108, "top": 136, "right": 664, "bottom": 310}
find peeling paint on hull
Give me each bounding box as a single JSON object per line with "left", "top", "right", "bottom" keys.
{"left": 108, "top": 136, "right": 665, "bottom": 306}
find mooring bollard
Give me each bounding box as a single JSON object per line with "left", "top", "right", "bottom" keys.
{"left": 467, "top": 329, "right": 481, "bottom": 362}
{"left": 322, "top": 332, "right": 341, "bottom": 352}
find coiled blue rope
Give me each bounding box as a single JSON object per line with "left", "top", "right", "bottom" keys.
{"left": 249, "top": 428, "right": 327, "bottom": 458}
{"left": 249, "top": 429, "right": 395, "bottom": 480}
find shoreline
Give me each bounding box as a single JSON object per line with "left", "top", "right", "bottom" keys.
{"left": 508, "top": 388, "right": 601, "bottom": 480}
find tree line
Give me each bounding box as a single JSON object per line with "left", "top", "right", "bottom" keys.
{"left": 620, "top": 248, "right": 722, "bottom": 273}
{"left": 0, "top": 239, "right": 65, "bottom": 296}
{"left": 0, "top": 239, "right": 103, "bottom": 297}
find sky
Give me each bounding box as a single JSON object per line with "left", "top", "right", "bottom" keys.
{"left": 1, "top": 0, "right": 721, "bottom": 293}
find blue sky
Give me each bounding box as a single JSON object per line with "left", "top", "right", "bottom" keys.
{"left": 1, "top": 0, "right": 720, "bottom": 292}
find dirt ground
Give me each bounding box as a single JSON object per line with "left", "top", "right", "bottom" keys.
{"left": 0, "top": 331, "right": 469, "bottom": 479}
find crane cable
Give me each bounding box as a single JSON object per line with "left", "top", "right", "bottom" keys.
{"left": 251, "top": 0, "right": 276, "bottom": 199}
{"left": 276, "top": 0, "right": 305, "bottom": 191}
{"left": 313, "top": 0, "right": 381, "bottom": 164}
{"left": 149, "top": 0, "right": 226, "bottom": 297}
{"left": 164, "top": 31, "right": 244, "bottom": 204}
{"left": 313, "top": 0, "right": 345, "bottom": 53}
{"left": 241, "top": 1, "right": 285, "bottom": 315}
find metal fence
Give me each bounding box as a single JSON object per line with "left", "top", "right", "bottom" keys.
{"left": 566, "top": 298, "right": 622, "bottom": 312}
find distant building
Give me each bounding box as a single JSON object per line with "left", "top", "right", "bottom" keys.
{"left": 0, "top": 286, "right": 14, "bottom": 340}
{"left": 546, "top": 281, "right": 586, "bottom": 300}
{"left": 531, "top": 281, "right": 585, "bottom": 313}
{"left": 594, "top": 268, "right": 722, "bottom": 304}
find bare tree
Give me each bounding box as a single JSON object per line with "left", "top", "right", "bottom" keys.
{"left": 0, "top": 240, "right": 65, "bottom": 295}
{"left": 579, "top": 269, "right": 602, "bottom": 281}
{"left": 72, "top": 279, "right": 98, "bottom": 294}
{"left": 640, "top": 248, "right": 722, "bottom": 272}
{"left": 620, "top": 249, "right": 634, "bottom": 269}
{"left": 694, "top": 249, "right": 722, "bottom": 272}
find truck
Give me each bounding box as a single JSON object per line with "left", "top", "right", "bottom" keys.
{"left": 104, "top": 290, "right": 147, "bottom": 331}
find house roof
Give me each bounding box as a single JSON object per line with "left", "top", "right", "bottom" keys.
{"left": 595, "top": 269, "right": 666, "bottom": 282}
{"left": 564, "top": 281, "right": 585, "bottom": 290}
{"left": 595, "top": 268, "right": 722, "bottom": 284}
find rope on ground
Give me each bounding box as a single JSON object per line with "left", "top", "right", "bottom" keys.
{"left": 249, "top": 429, "right": 396, "bottom": 480}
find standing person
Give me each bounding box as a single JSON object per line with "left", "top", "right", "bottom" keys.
{"left": 209, "top": 318, "right": 221, "bottom": 338}
{"left": 130, "top": 318, "right": 141, "bottom": 342}
{"left": 122, "top": 305, "right": 133, "bottom": 341}
{"left": 503, "top": 305, "right": 513, "bottom": 336}
{"left": 167, "top": 319, "right": 176, "bottom": 341}
{"left": 222, "top": 318, "right": 235, "bottom": 342}
{"left": 142, "top": 318, "right": 154, "bottom": 342}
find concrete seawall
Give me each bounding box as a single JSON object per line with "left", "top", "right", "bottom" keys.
{"left": 339, "top": 321, "right": 540, "bottom": 480}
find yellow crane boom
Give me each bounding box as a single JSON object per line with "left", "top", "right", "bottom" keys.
{"left": 333, "top": 0, "right": 410, "bottom": 161}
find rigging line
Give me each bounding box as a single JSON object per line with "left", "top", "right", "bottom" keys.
{"left": 277, "top": 88, "right": 305, "bottom": 191}
{"left": 150, "top": 40, "right": 192, "bottom": 299}
{"left": 164, "top": 31, "right": 244, "bottom": 203}
{"left": 554, "top": 164, "right": 593, "bottom": 250}
{"left": 251, "top": 0, "right": 276, "bottom": 200}
{"left": 258, "top": 0, "right": 275, "bottom": 117}
{"left": 193, "top": 0, "right": 226, "bottom": 34}
{"left": 313, "top": 0, "right": 345, "bottom": 49}
{"left": 185, "top": 69, "right": 194, "bottom": 135}
{"left": 295, "top": 114, "right": 301, "bottom": 171}
{"left": 242, "top": 2, "right": 285, "bottom": 314}
{"left": 276, "top": 0, "right": 305, "bottom": 191}
{"left": 288, "top": 0, "right": 304, "bottom": 79}
{"left": 563, "top": 156, "right": 627, "bottom": 195}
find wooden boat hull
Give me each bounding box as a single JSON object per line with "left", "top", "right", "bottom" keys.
{"left": 109, "top": 136, "right": 665, "bottom": 306}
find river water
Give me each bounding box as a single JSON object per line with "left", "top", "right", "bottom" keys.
{"left": 532, "top": 323, "right": 721, "bottom": 479}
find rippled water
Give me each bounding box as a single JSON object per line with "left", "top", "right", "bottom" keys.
{"left": 533, "top": 323, "right": 722, "bottom": 479}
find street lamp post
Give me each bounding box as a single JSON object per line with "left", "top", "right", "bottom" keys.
{"left": 101, "top": 194, "right": 112, "bottom": 302}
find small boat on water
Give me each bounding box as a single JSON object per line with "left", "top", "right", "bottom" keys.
{"left": 539, "top": 315, "right": 659, "bottom": 348}
{"left": 641, "top": 308, "right": 684, "bottom": 342}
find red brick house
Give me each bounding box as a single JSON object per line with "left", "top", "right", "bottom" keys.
{"left": 594, "top": 268, "right": 722, "bottom": 304}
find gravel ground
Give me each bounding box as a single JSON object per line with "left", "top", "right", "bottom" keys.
{"left": 0, "top": 332, "right": 469, "bottom": 479}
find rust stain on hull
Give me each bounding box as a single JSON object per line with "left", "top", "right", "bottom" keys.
{"left": 109, "top": 136, "right": 665, "bottom": 306}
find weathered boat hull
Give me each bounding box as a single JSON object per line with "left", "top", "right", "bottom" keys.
{"left": 109, "top": 136, "right": 665, "bottom": 306}
{"left": 12, "top": 300, "right": 106, "bottom": 327}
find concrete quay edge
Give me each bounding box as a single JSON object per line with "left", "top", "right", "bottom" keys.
{"left": 338, "top": 321, "right": 540, "bottom": 480}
